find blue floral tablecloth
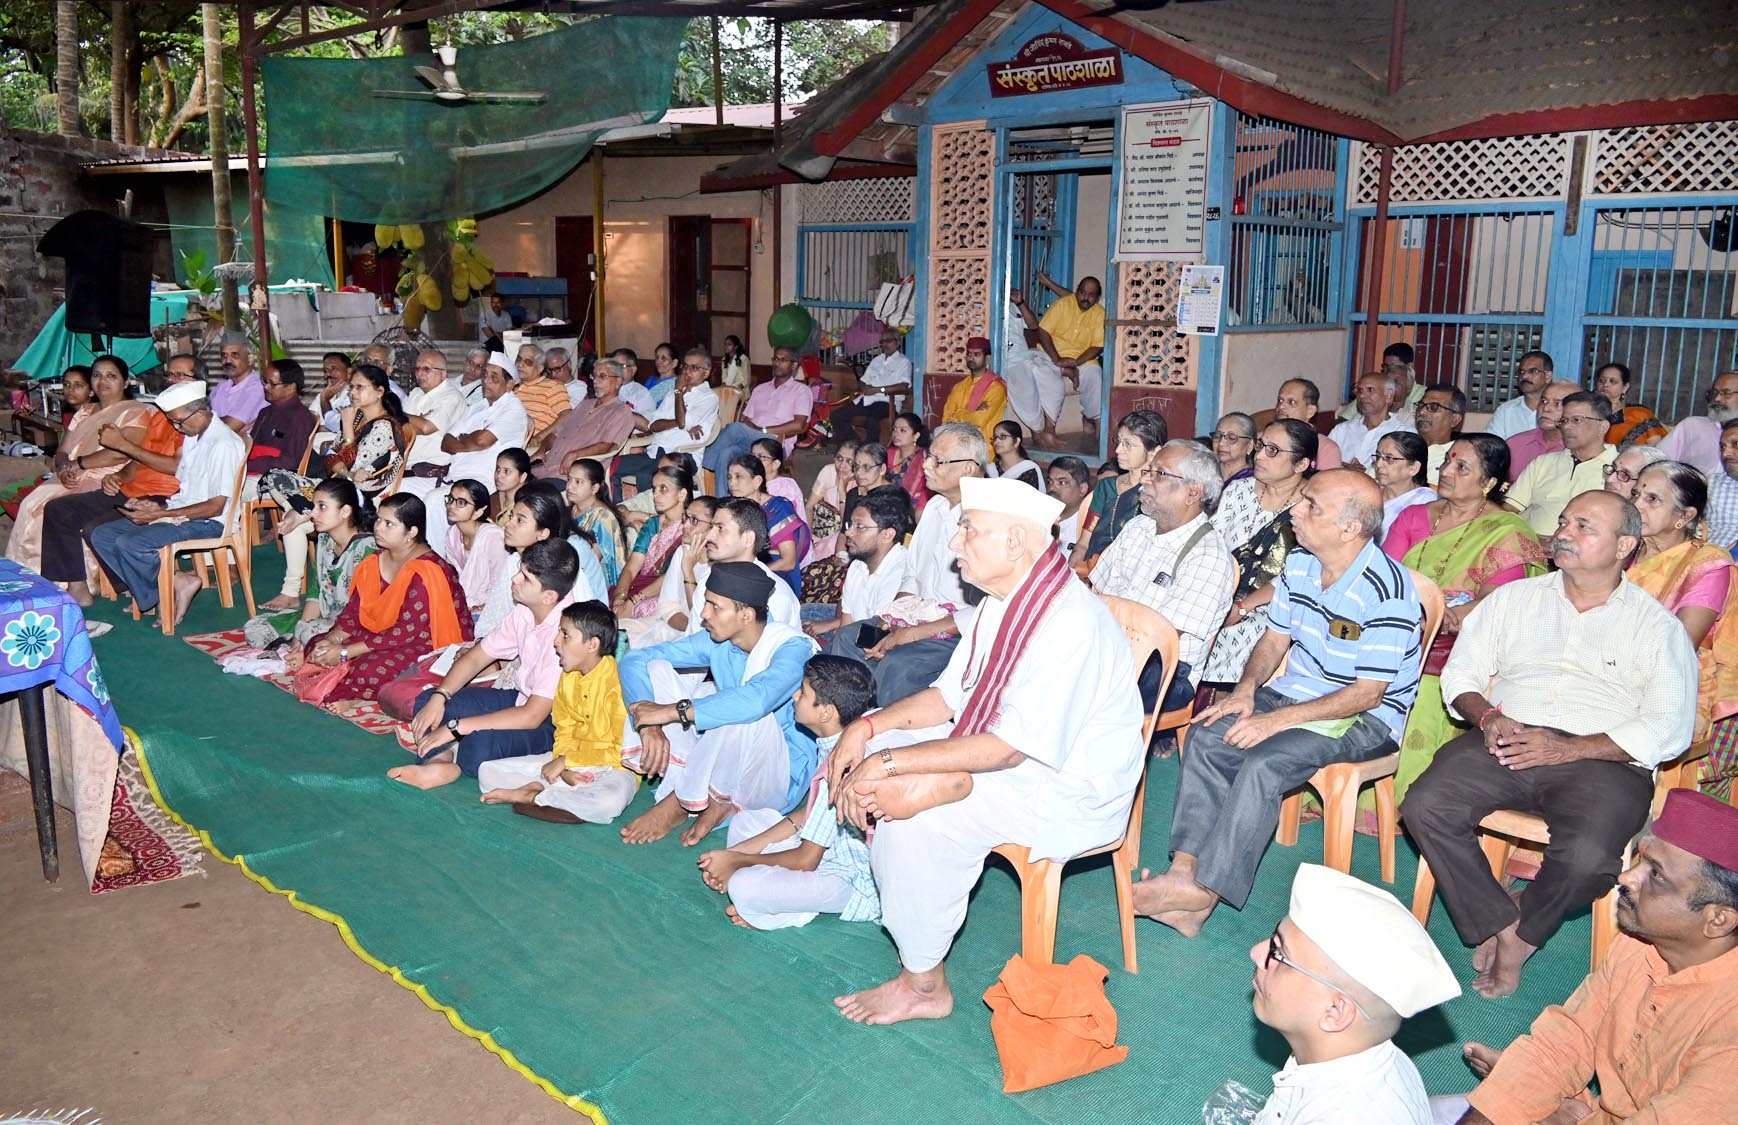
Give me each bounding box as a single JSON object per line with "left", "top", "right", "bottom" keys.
{"left": 0, "top": 560, "right": 123, "bottom": 753}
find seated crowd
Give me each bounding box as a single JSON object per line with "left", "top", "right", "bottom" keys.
{"left": 31, "top": 332, "right": 1738, "bottom": 1124}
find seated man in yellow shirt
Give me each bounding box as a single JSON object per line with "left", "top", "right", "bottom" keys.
{"left": 1006, "top": 273, "right": 1106, "bottom": 449}
{"left": 479, "top": 600, "right": 636, "bottom": 824}
{"left": 939, "top": 336, "right": 1006, "bottom": 448}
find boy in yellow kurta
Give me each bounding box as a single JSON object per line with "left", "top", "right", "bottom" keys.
{"left": 478, "top": 601, "right": 636, "bottom": 823}
{"left": 940, "top": 336, "right": 1007, "bottom": 447}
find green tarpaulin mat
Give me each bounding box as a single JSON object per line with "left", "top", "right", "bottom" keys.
{"left": 263, "top": 18, "right": 686, "bottom": 224}
{"left": 93, "top": 550, "right": 1595, "bottom": 1123}
{"left": 162, "top": 178, "right": 336, "bottom": 291}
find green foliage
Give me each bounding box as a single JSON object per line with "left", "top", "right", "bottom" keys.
{"left": 672, "top": 17, "right": 891, "bottom": 108}
{"left": 176, "top": 247, "right": 217, "bottom": 296}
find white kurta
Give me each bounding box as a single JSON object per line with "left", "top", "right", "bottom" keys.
{"left": 869, "top": 567, "right": 1145, "bottom": 971}
{"left": 1254, "top": 1041, "right": 1432, "bottom": 1125}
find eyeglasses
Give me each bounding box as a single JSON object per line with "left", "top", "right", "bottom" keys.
{"left": 923, "top": 452, "right": 977, "bottom": 467}
{"left": 683, "top": 514, "right": 716, "bottom": 527}
{"left": 1139, "top": 468, "right": 1191, "bottom": 485}
{"left": 167, "top": 406, "right": 210, "bottom": 431}
{"left": 444, "top": 496, "right": 474, "bottom": 507}
{"left": 845, "top": 522, "right": 881, "bottom": 533}
{"left": 1264, "top": 926, "right": 1371, "bottom": 1020}
{"left": 1559, "top": 414, "right": 1604, "bottom": 428}
{"left": 1415, "top": 402, "right": 1457, "bottom": 415}
{"left": 1209, "top": 431, "right": 1252, "bottom": 444}
{"left": 1517, "top": 365, "right": 1549, "bottom": 375}
{"left": 1370, "top": 452, "right": 1414, "bottom": 465}
{"left": 681, "top": 363, "right": 710, "bottom": 373}
{"left": 1603, "top": 464, "right": 1639, "bottom": 483}
{"left": 1254, "top": 439, "right": 1299, "bottom": 459}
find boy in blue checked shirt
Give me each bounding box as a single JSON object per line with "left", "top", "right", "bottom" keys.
{"left": 697, "top": 655, "right": 880, "bottom": 929}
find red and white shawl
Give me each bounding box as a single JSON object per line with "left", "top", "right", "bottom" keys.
{"left": 952, "top": 543, "right": 1074, "bottom": 737}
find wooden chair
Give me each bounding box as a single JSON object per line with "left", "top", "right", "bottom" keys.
{"left": 1274, "top": 570, "right": 1446, "bottom": 883}
{"left": 1410, "top": 740, "right": 1712, "bottom": 971}
{"left": 131, "top": 437, "right": 256, "bottom": 636}
{"left": 698, "top": 386, "right": 744, "bottom": 495}
{"left": 246, "top": 419, "right": 319, "bottom": 551}
{"left": 989, "top": 596, "right": 1179, "bottom": 973}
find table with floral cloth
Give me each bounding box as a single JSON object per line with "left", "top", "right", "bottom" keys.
{"left": 0, "top": 559, "right": 124, "bottom": 885}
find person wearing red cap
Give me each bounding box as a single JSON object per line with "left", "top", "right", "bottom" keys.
{"left": 939, "top": 337, "right": 1006, "bottom": 448}
{"left": 1444, "top": 788, "right": 1738, "bottom": 1125}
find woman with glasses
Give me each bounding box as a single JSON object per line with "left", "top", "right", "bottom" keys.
{"left": 7, "top": 357, "right": 150, "bottom": 571}
{"left": 258, "top": 363, "right": 405, "bottom": 611}
{"left": 613, "top": 466, "right": 696, "bottom": 618}
{"left": 1071, "top": 409, "right": 1168, "bottom": 568}
{"left": 727, "top": 453, "right": 810, "bottom": 596}
{"left": 1376, "top": 434, "right": 1544, "bottom": 811}
{"left": 245, "top": 478, "right": 376, "bottom": 649}
{"left": 1199, "top": 418, "right": 1316, "bottom": 692}
{"left": 987, "top": 419, "right": 1043, "bottom": 490}
{"left": 1594, "top": 362, "right": 1666, "bottom": 449}
{"left": 441, "top": 478, "right": 508, "bottom": 612}
{"left": 886, "top": 412, "right": 931, "bottom": 512}
{"left": 1601, "top": 443, "right": 1668, "bottom": 502}
{"left": 806, "top": 440, "right": 858, "bottom": 564}
{"left": 1210, "top": 412, "right": 1258, "bottom": 483}
{"left": 621, "top": 495, "right": 722, "bottom": 649}
{"left": 1371, "top": 431, "right": 1436, "bottom": 540}
{"left": 1626, "top": 460, "right": 1738, "bottom": 799}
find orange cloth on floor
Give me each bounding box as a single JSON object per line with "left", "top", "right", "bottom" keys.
{"left": 351, "top": 553, "right": 465, "bottom": 648}
{"left": 982, "top": 953, "right": 1128, "bottom": 1093}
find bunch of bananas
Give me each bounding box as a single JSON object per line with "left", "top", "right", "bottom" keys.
{"left": 375, "top": 218, "right": 494, "bottom": 330}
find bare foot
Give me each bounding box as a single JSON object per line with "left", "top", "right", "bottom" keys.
{"left": 697, "top": 847, "right": 749, "bottom": 893}
{"left": 387, "top": 762, "right": 463, "bottom": 790}
{"left": 260, "top": 593, "right": 300, "bottom": 612}
{"left": 853, "top": 771, "right": 973, "bottom": 821}
{"left": 1472, "top": 924, "right": 1536, "bottom": 999}
{"left": 171, "top": 572, "right": 202, "bottom": 627}
{"left": 835, "top": 967, "right": 954, "bottom": 1025}
{"left": 67, "top": 582, "right": 94, "bottom": 608}
{"left": 1472, "top": 935, "right": 1498, "bottom": 974}
{"left": 680, "top": 800, "right": 734, "bottom": 847}
{"left": 481, "top": 783, "right": 544, "bottom": 806}
{"left": 1130, "top": 866, "right": 1219, "bottom": 936}
{"left": 725, "top": 905, "right": 758, "bottom": 930}
{"left": 621, "top": 794, "right": 687, "bottom": 844}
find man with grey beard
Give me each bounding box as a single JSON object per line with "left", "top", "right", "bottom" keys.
{"left": 1401, "top": 491, "right": 1698, "bottom": 1000}
{"left": 1656, "top": 369, "right": 1738, "bottom": 478}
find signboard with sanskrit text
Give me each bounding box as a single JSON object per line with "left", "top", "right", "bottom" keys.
{"left": 1117, "top": 99, "right": 1213, "bottom": 260}
{"left": 987, "top": 33, "right": 1123, "bottom": 98}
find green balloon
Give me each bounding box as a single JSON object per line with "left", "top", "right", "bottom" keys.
{"left": 766, "top": 303, "right": 815, "bottom": 351}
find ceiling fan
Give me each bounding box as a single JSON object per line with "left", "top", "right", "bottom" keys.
{"left": 372, "top": 45, "right": 548, "bottom": 105}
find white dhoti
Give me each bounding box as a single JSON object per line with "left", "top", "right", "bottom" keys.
{"left": 619, "top": 659, "right": 792, "bottom": 814}
{"left": 720, "top": 808, "right": 853, "bottom": 930}
{"left": 476, "top": 755, "right": 639, "bottom": 824}
{"left": 1004, "top": 350, "right": 1102, "bottom": 431}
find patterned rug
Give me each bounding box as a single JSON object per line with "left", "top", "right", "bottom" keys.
{"left": 181, "top": 628, "right": 407, "bottom": 738}
{"left": 92, "top": 733, "right": 206, "bottom": 894}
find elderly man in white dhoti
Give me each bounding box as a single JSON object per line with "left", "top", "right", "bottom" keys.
{"left": 825, "top": 476, "right": 1145, "bottom": 1025}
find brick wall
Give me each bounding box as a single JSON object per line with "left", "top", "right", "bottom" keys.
{"left": 0, "top": 125, "right": 175, "bottom": 371}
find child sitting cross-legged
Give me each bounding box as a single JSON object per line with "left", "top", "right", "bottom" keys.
{"left": 478, "top": 600, "right": 636, "bottom": 824}
{"left": 696, "top": 654, "right": 880, "bottom": 929}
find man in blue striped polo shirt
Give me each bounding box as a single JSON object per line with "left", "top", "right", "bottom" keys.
{"left": 1132, "top": 469, "right": 1423, "bottom": 937}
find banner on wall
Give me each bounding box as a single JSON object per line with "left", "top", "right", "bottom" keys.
{"left": 1176, "top": 265, "right": 1225, "bottom": 335}
{"left": 987, "top": 33, "right": 1123, "bottom": 98}
{"left": 1116, "top": 99, "right": 1212, "bottom": 260}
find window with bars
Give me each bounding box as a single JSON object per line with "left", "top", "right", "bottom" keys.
{"left": 795, "top": 177, "right": 916, "bottom": 352}
{"left": 1226, "top": 114, "right": 1344, "bottom": 329}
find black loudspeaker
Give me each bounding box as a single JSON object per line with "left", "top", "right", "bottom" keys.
{"left": 37, "top": 209, "right": 155, "bottom": 338}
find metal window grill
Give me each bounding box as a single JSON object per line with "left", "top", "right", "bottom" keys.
{"left": 1351, "top": 135, "right": 1571, "bottom": 206}
{"left": 1593, "top": 122, "right": 1738, "bottom": 196}
{"left": 1227, "top": 114, "right": 1343, "bottom": 328}
{"left": 796, "top": 177, "right": 916, "bottom": 225}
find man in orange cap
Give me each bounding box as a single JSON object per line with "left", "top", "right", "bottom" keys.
{"left": 940, "top": 336, "right": 1007, "bottom": 448}
{"left": 1446, "top": 789, "right": 1738, "bottom": 1124}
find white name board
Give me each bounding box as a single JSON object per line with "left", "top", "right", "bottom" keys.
{"left": 1117, "top": 99, "right": 1212, "bottom": 260}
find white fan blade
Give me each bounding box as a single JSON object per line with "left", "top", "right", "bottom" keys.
{"left": 461, "top": 91, "right": 549, "bottom": 104}
{"left": 413, "top": 65, "right": 447, "bottom": 88}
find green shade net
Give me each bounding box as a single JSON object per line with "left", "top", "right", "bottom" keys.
{"left": 162, "top": 177, "right": 336, "bottom": 290}
{"left": 262, "top": 17, "right": 685, "bottom": 225}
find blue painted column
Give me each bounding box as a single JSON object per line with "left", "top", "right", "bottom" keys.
{"left": 1193, "top": 100, "right": 1237, "bottom": 435}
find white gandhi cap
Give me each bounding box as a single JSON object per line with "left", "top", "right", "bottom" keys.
{"left": 1288, "top": 864, "right": 1460, "bottom": 1018}
{"left": 155, "top": 380, "right": 207, "bottom": 413}
{"left": 958, "top": 475, "right": 1064, "bottom": 529}
{"left": 488, "top": 351, "right": 515, "bottom": 379}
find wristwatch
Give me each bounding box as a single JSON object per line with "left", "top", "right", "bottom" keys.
{"left": 675, "top": 699, "right": 694, "bottom": 731}
{"left": 446, "top": 716, "right": 463, "bottom": 738}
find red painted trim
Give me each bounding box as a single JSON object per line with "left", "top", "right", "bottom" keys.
{"left": 813, "top": 0, "right": 1012, "bottom": 156}
{"left": 1410, "top": 96, "right": 1738, "bottom": 143}
{"left": 699, "top": 161, "right": 916, "bottom": 194}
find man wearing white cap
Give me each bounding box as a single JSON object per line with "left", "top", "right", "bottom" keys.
{"left": 88, "top": 381, "right": 247, "bottom": 626}
{"left": 396, "top": 351, "right": 529, "bottom": 553}
{"left": 829, "top": 476, "right": 1144, "bottom": 1025}
{"left": 1247, "top": 864, "right": 1460, "bottom": 1124}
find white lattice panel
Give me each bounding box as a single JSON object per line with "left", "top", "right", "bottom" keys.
{"left": 1113, "top": 261, "right": 1195, "bottom": 389}
{"left": 1593, "top": 122, "right": 1738, "bottom": 195}
{"left": 926, "top": 122, "right": 996, "bottom": 378}
{"left": 1351, "top": 135, "right": 1571, "bottom": 206}
{"left": 797, "top": 177, "right": 916, "bottom": 224}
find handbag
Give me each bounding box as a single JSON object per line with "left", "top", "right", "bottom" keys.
{"left": 809, "top": 499, "right": 842, "bottom": 541}
{"left": 291, "top": 660, "right": 351, "bottom": 704}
